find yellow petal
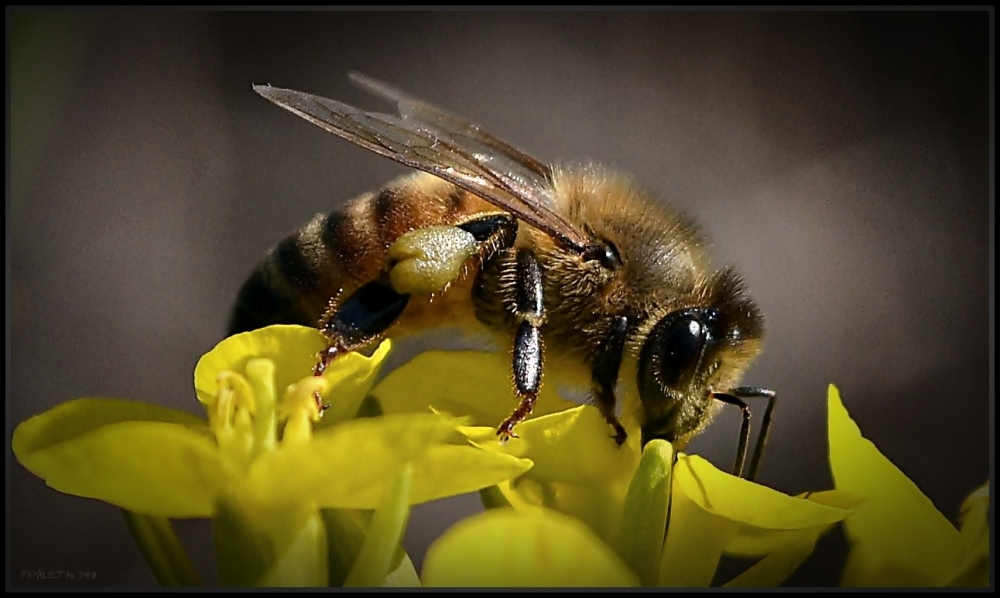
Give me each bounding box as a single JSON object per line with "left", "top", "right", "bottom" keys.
{"left": 675, "top": 454, "right": 853, "bottom": 530}
{"left": 947, "top": 482, "right": 989, "bottom": 586}
{"left": 408, "top": 444, "right": 532, "bottom": 504}
{"left": 828, "top": 385, "right": 965, "bottom": 586}
{"left": 659, "top": 479, "right": 737, "bottom": 587}
{"left": 725, "top": 490, "right": 865, "bottom": 557}
{"left": 461, "top": 405, "right": 639, "bottom": 484}
{"left": 13, "top": 397, "right": 208, "bottom": 456}
{"left": 241, "top": 413, "right": 464, "bottom": 510}
{"left": 494, "top": 476, "right": 629, "bottom": 550}
{"left": 422, "top": 508, "right": 640, "bottom": 587}
{"left": 722, "top": 494, "right": 863, "bottom": 586}
{"left": 662, "top": 457, "right": 854, "bottom": 587}
{"left": 371, "top": 350, "right": 576, "bottom": 425}
{"left": 381, "top": 552, "right": 421, "bottom": 587}
{"left": 460, "top": 406, "right": 637, "bottom": 545}
{"left": 16, "top": 418, "right": 238, "bottom": 518}
{"left": 722, "top": 528, "right": 820, "bottom": 587}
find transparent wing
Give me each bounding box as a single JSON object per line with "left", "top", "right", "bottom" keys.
{"left": 253, "top": 78, "right": 592, "bottom": 253}
{"left": 347, "top": 72, "right": 552, "bottom": 183}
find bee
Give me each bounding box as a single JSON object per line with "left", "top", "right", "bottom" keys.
{"left": 232, "top": 73, "right": 776, "bottom": 480}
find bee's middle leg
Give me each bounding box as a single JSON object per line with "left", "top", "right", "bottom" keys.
{"left": 498, "top": 248, "right": 545, "bottom": 443}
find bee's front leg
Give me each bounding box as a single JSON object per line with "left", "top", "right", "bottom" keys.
{"left": 498, "top": 249, "right": 545, "bottom": 444}
{"left": 591, "top": 315, "right": 630, "bottom": 446}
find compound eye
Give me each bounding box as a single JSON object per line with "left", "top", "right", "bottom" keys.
{"left": 639, "top": 308, "right": 717, "bottom": 398}
{"left": 655, "top": 314, "right": 707, "bottom": 389}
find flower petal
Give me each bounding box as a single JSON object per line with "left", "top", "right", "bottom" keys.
{"left": 948, "top": 482, "right": 989, "bottom": 587}
{"left": 242, "top": 413, "right": 467, "bottom": 510}
{"left": 371, "top": 350, "right": 576, "bottom": 425}
{"left": 13, "top": 397, "right": 208, "bottom": 457}
{"left": 460, "top": 405, "right": 639, "bottom": 484}
{"left": 422, "top": 508, "right": 640, "bottom": 587}
{"left": 660, "top": 457, "right": 855, "bottom": 587}
{"left": 496, "top": 477, "right": 629, "bottom": 549}
{"left": 674, "top": 454, "right": 853, "bottom": 531}
{"left": 408, "top": 444, "right": 532, "bottom": 504}
{"left": 16, "top": 419, "right": 238, "bottom": 518}
{"left": 659, "top": 479, "right": 737, "bottom": 587}
{"left": 724, "top": 490, "right": 864, "bottom": 557}
{"left": 462, "top": 407, "right": 637, "bottom": 546}
{"left": 827, "top": 385, "right": 965, "bottom": 586}
{"left": 722, "top": 528, "right": 820, "bottom": 587}
{"left": 381, "top": 553, "right": 421, "bottom": 587}
{"left": 194, "top": 325, "right": 391, "bottom": 425}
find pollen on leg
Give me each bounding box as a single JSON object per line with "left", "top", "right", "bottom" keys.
{"left": 387, "top": 226, "right": 478, "bottom": 295}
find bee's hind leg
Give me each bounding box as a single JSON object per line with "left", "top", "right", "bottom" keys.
{"left": 314, "top": 281, "right": 411, "bottom": 377}
{"left": 314, "top": 212, "right": 518, "bottom": 384}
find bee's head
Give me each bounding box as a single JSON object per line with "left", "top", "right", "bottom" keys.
{"left": 636, "top": 269, "right": 764, "bottom": 447}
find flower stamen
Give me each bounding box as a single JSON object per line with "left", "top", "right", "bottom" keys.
{"left": 280, "top": 376, "right": 331, "bottom": 447}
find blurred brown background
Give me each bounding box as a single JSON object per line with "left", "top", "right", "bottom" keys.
{"left": 9, "top": 10, "right": 990, "bottom": 587}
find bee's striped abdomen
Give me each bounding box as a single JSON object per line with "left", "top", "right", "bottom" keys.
{"left": 228, "top": 173, "right": 495, "bottom": 337}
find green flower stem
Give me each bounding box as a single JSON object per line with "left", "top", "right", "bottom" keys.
{"left": 122, "top": 510, "right": 202, "bottom": 587}
{"left": 479, "top": 485, "right": 512, "bottom": 510}
{"left": 615, "top": 439, "right": 673, "bottom": 586}
{"left": 212, "top": 496, "right": 275, "bottom": 587}
{"left": 257, "top": 510, "right": 328, "bottom": 587}
{"left": 321, "top": 509, "right": 370, "bottom": 587}
{"left": 344, "top": 462, "right": 414, "bottom": 587}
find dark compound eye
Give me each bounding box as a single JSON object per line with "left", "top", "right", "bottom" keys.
{"left": 639, "top": 308, "right": 719, "bottom": 399}
{"left": 653, "top": 313, "right": 706, "bottom": 389}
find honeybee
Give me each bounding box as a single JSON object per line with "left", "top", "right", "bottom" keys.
{"left": 232, "top": 74, "right": 776, "bottom": 479}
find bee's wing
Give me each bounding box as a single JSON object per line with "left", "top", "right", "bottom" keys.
{"left": 347, "top": 72, "right": 553, "bottom": 183}
{"left": 254, "top": 81, "right": 593, "bottom": 253}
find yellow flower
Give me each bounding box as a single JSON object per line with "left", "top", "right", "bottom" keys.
{"left": 12, "top": 325, "right": 531, "bottom": 587}
{"left": 20, "top": 325, "right": 975, "bottom": 588}
{"left": 828, "top": 385, "right": 990, "bottom": 587}
{"left": 370, "top": 350, "right": 858, "bottom": 587}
